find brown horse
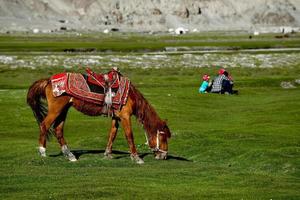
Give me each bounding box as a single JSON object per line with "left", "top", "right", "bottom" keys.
{"left": 27, "top": 78, "right": 171, "bottom": 164}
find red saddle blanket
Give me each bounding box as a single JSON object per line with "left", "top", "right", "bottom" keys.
{"left": 50, "top": 72, "right": 130, "bottom": 110}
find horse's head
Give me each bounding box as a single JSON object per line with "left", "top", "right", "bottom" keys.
{"left": 151, "top": 120, "right": 171, "bottom": 160}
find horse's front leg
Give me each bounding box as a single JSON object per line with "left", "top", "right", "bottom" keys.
{"left": 120, "top": 115, "right": 144, "bottom": 164}
{"left": 104, "top": 117, "right": 119, "bottom": 159}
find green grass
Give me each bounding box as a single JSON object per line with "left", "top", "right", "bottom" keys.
{"left": 0, "top": 65, "right": 300, "bottom": 199}
{"left": 1, "top": 32, "right": 300, "bottom": 52}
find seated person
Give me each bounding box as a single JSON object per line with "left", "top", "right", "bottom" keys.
{"left": 222, "top": 71, "right": 238, "bottom": 95}
{"left": 211, "top": 69, "right": 228, "bottom": 93}
{"left": 199, "top": 74, "right": 211, "bottom": 93}
{"left": 211, "top": 69, "right": 238, "bottom": 94}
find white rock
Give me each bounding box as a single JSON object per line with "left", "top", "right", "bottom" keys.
{"left": 33, "top": 28, "right": 39, "bottom": 33}
{"left": 175, "top": 27, "right": 187, "bottom": 35}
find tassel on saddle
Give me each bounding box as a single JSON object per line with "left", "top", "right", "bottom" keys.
{"left": 86, "top": 67, "right": 120, "bottom": 116}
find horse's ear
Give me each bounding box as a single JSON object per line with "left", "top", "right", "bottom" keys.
{"left": 163, "top": 119, "right": 168, "bottom": 125}
{"left": 162, "top": 119, "right": 171, "bottom": 138}
{"left": 158, "top": 120, "right": 166, "bottom": 129}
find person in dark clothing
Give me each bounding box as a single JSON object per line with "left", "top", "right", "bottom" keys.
{"left": 211, "top": 69, "right": 238, "bottom": 95}
{"left": 221, "top": 71, "right": 238, "bottom": 95}
{"left": 221, "top": 71, "right": 232, "bottom": 94}
{"left": 211, "top": 69, "right": 228, "bottom": 93}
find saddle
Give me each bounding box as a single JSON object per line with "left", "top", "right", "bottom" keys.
{"left": 50, "top": 68, "right": 130, "bottom": 116}
{"left": 85, "top": 67, "right": 120, "bottom": 89}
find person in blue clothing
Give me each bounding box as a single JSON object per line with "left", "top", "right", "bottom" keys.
{"left": 199, "top": 74, "right": 211, "bottom": 93}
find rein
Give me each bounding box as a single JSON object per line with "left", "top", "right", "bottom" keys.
{"left": 152, "top": 130, "right": 168, "bottom": 154}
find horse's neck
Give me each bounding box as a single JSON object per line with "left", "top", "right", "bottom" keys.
{"left": 141, "top": 108, "right": 161, "bottom": 139}
{"left": 130, "top": 84, "right": 161, "bottom": 137}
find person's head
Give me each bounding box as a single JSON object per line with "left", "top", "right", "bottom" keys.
{"left": 218, "top": 68, "right": 226, "bottom": 75}
{"left": 223, "top": 71, "right": 228, "bottom": 76}
{"left": 202, "top": 74, "right": 210, "bottom": 81}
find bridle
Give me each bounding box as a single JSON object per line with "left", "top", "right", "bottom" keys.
{"left": 151, "top": 130, "right": 168, "bottom": 154}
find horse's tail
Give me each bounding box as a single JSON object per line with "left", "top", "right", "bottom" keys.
{"left": 27, "top": 79, "right": 52, "bottom": 135}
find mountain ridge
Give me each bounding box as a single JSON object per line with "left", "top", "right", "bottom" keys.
{"left": 0, "top": 0, "right": 299, "bottom": 33}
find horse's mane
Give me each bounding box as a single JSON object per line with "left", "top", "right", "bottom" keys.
{"left": 129, "top": 84, "right": 169, "bottom": 138}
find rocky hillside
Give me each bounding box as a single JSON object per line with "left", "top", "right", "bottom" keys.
{"left": 0, "top": 0, "right": 299, "bottom": 33}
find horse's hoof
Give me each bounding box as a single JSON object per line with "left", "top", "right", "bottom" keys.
{"left": 103, "top": 151, "right": 113, "bottom": 159}
{"left": 131, "top": 154, "right": 144, "bottom": 164}
{"left": 136, "top": 158, "right": 144, "bottom": 164}
{"left": 66, "top": 153, "right": 77, "bottom": 162}
{"left": 155, "top": 152, "right": 168, "bottom": 160}
{"left": 38, "top": 146, "right": 46, "bottom": 157}
{"left": 61, "top": 145, "right": 77, "bottom": 161}
{"left": 103, "top": 154, "right": 113, "bottom": 159}
{"left": 68, "top": 156, "right": 77, "bottom": 162}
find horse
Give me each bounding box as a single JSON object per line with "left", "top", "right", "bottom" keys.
{"left": 27, "top": 75, "right": 171, "bottom": 164}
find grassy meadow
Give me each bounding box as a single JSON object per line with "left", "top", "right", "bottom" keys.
{"left": 0, "top": 33, "right": 300, "bottom": 199}
{"left": 1, "top": 32, "right": 300, "bottom": 52}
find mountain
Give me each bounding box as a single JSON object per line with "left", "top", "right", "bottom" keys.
{"left": 0, "top": 0, "right": 299, "bottom": 33}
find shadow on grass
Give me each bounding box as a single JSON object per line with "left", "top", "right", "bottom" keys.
{"left": 139, "top": 153, "right": 191, "bottom": 161}
{"left": 49, "top": 149, "right": 191, "bottom": 161}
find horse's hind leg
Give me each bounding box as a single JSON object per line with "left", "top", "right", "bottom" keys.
{"left": 104, "top": 117, "right": 119, "bottom": 159}
{"left": 53, "top": 109, "right": 77, "bottom": 162}
{"left": 39, "top": 111, "right": 63, "bottom": 157}
{"left": 38, "top": 87, "right": 70, "bottom": 157}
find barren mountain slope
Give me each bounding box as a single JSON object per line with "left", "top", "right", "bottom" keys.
{"left": 0, "top": 0, "right": 299, "bottom": 32}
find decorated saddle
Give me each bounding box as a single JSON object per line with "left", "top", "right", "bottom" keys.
{"left": 50, "top": 68, "right": 130, "bottom": 115}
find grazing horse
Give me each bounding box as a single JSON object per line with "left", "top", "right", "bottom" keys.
{"left": 27, "top": 76, "right": 171, "bottom": 164}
